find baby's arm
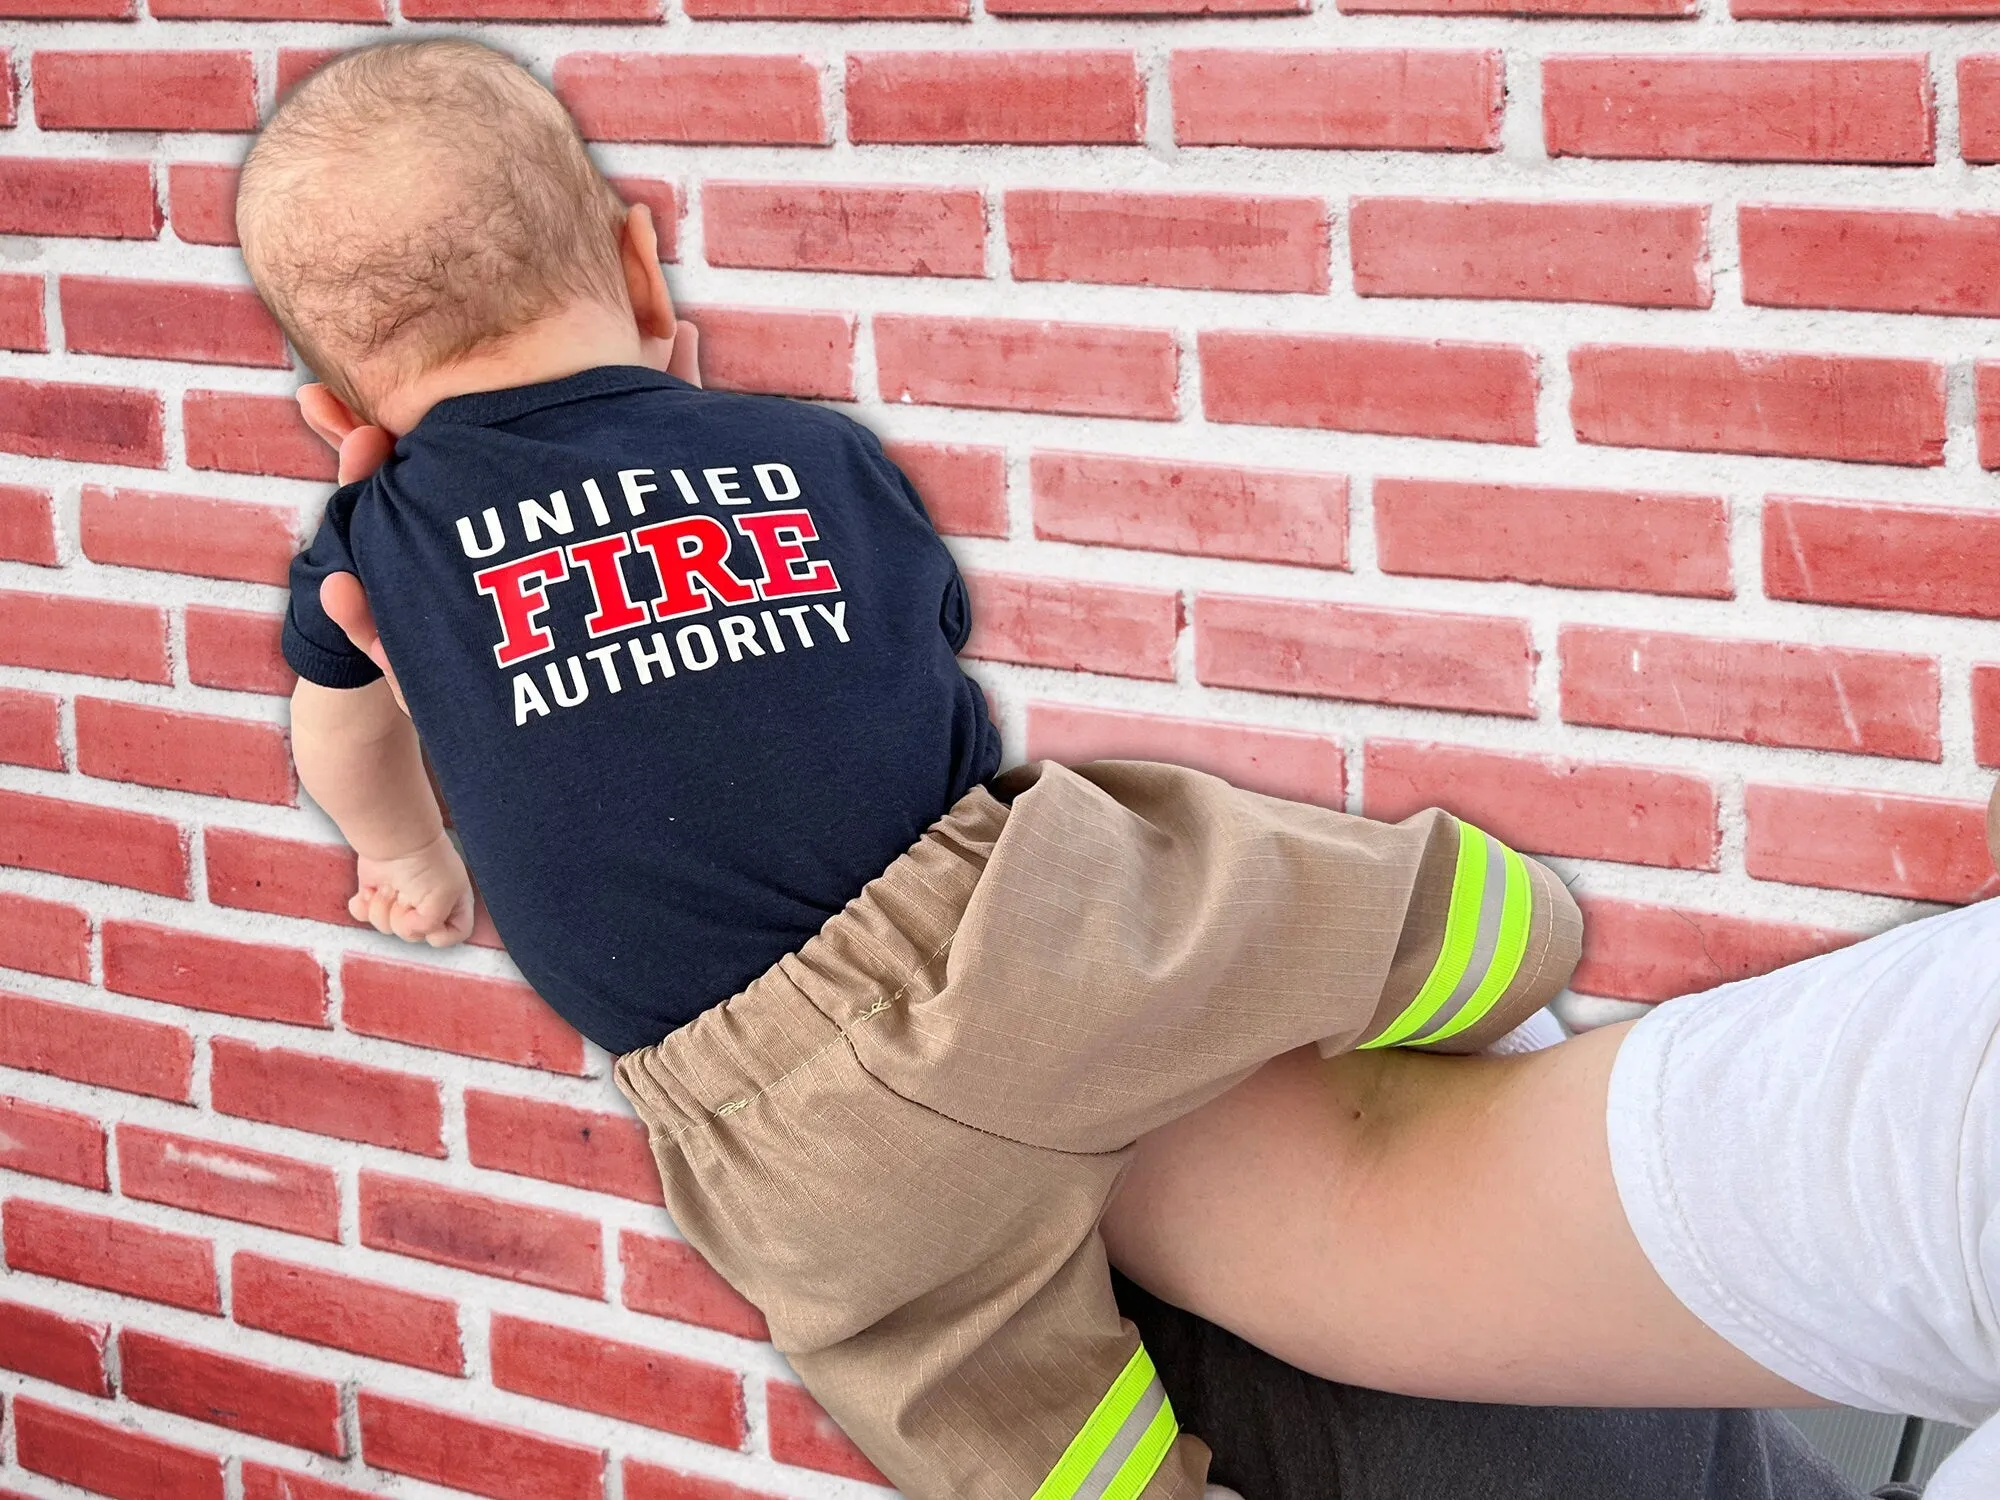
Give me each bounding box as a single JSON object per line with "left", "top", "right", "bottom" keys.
{"left": 290, "top": 676, "right": 474, "bottom": 947}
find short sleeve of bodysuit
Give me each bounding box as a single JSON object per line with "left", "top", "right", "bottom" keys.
{"left": 282, "top": 483, "right": 386, "bottom": 691}
{"left": 849, "top": 425, "right": 975, "bottom": 653}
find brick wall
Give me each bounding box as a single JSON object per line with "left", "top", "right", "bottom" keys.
{"left": 2, "top": 1, "right": 1998, "bottom": 1494}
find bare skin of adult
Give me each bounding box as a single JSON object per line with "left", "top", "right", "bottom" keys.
{"left": 300, "top": 316, "right": 1821, "bottom": 1422}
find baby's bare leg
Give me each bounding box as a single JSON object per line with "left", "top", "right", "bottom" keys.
{"left": 1100, "top": 1026, "right": 1822, "bottom": 1409}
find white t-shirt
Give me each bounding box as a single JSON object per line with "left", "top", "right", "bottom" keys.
{"left": 1606, "top": 895, "right": 2000, "bottom": 1500}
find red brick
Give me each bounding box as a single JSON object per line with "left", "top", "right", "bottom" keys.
{"left": 1572, "top": 897, "right": 1856, "bottom": 1002}
{"left": 360, "top": 1171, "right": 604, "bottom": 1297}
{"left": 624, "top": 1466, "right": 786, "bottom": 1500}
{"left": 0, "top": 0, "right": 134, "bottom": 14}
{"left": 13, "top": 1397, "right": 224, "bottom": 1500}
{"left": 704, "top": 182, "right": 984, "bottom": 279}
{"left": 1008, "top": 189, "right": 1327, "bottom": 294}
{"left": 0, "top": 892, "right": 88, "bottom": 981}
{"left": 1545, "top": 55, "right": 1933, "bottom": 165}
{"left": 619, "top": 1231, "right": 770, "bottom": 1341}
{"left": 1765, "top": 495, "right": 2000, "bottom": 621}
{"left": 0, "top": 272, "right": 44, "bottom": 351}
{"left": 100, "top": 921, "right": 323, "bottom": 1028}
{"left": 768, "top": 1382, "right": 889, "bottom": 1485}
{"left": 556, "top": 53, "right": 824, "bottom": 145}
{"left": 0, "top": 1298, "right": 109, "bottom": 1394}
{"left": 1983, "top": 364, "right": 2000, "bottom": 469}
{"left": 1196, "top": 595, "right": 1534, "bottom": 717}
{"left": 187, "top": 607, "right": 295, "bottom": 696}
{"left": 204, "top": 827, "right": 358, "bottom": 927}
{"left": 0, "top": 378, "right": 163, "bottom": 467}
{"left": 0, "top": 484, "right": 57, "bottom": 566}
{"left": 678, "top": 306, "right": 855, "bottom": 400}
{"left": 33, "top": 51, "right": 256, "bottom": 134}
{"left": 407, "top": 0, "right": 642, "bottom": 15}
{"left": 885, "top": 441, "right": 1007, "bottom": 538}
{"left": 359, "top": 1392, "right": 605, "bottom": 1500}
{"left": 877, "top": 314, "right": 1178, "bottom": 420}
{"left": 77, "top": 699, "right": 294, "bottom": 806}
{"left": 693, "top": 0, "right": 961, "bottom": 15}
{"left": 849, "top": 51, "right": 1141, "bottom": 145}
{"left": 1173, "top": 49, "right": 1503, "bottom": 150}
{"left": 1743, "top": 0, "right": 1999, "bottom": 13}
{"left": 1746, "top": 785, "right": 1999, "bottom": 904}
{"left": 0, "top": 788, "right": 187, "bottom": 895}
{"left": 466, "top": 1089, "right": 663, "bottom": 1204}
{"left": 184, "top": 391, "right": 335, "bottom": 481}
{"left": 0, "top": 589, "right": 170, "bottom": 682}
{"left": 119, "top": 1124, "right": 339, "bottom": 1240}
{"left": 155, "top": 0, "right": 383, "bottom": 16}
{"left": 1740, "top": 205, "right": 2000, "bottom": 317}
{"left": 275, "top": 49, "right": 343, "bottom": 98}
{"left": 0, "top": 1094, "right": 106, "bottom": 1189}
{"left": 120, "top": 1330, "right": 344, "bottom": 1456}
{"left": 1033, "top": 451, "right": 1345, "bottom": 570}
{"left": 1026, "top": 703, "right": 1345, "bottom": 808}
{"left": 1963, "top": 57, "right": 2000, "bottom": 162}
{"left": 1346, "top": 0, "right": 1687, "bottom": 12}
{"left": 1364, "top": 739, "right": 1717, "bottom": 870}
{"left": 1201, "top": 331, "right": 1537, "bottom": 446}
{"left": 213, "top": 1039, "right": 440, "bottom": 1154}
{"left": 341, "top": 955, "right": 587, "bottom": 1073}
{"left": 62, "top": 277, "right": 285, "bottom": 369}
{"left": 243, "top": 1465, "right": 379, "bottom": 1500}
{"left": 233, "top": 1251, "right": 462, "bottom": 1374}
{"left": 3, "top": 1199, "right": 219, "bottom": 1313}
{"left": 1352, "top": 197, "right": 1709, "bottom": 308}
{"left": 1374, "top": 479, "right": 1731, "bottom": 599}
{"left": 0, "top": 158, "right": 160, "bottom": 239}
{"left": 997, "top": 0, "right": 1297, "bottom": 12}
{"left": 963, "top": 572, "right": 1179, "bottom": 681}
{"left": 0, "top": 990, "right": 192, "bottom": 1100}
{"left": 1570, "top": 345, "right": 1945, "bottom": 467}
{"left": 167, "top": 163, "right": 238, "bottom": 246}
{"left": 1979, "top": 665, "right": 2000, "bottom": 767}
{"left": 80, "top": 484, "right": 295, "bottom": 586}
{"left": 0, "top": 687, "right": 62, "bottom": 770}
{"left": 1561, "top": 625, "right": 1938, "bottom": 761}
{"left": 492, "top": 1315, "right": 746, "bottom": 1446}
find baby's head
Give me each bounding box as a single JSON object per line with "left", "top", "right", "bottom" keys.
{"left": 239, "top": 39, "right": 637, "bottom": 425}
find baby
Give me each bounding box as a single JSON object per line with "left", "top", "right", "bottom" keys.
{"left": 255, "top": 39, "right": 1581, "bottom": 1500}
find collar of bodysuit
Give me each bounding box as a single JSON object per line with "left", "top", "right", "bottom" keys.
{"left": 417, "top": 364, "right": 693, "bottom": 431}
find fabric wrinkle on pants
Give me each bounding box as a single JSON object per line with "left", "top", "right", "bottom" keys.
{"left": 616, "top": 760, "right": 1583, "bottom": 1500}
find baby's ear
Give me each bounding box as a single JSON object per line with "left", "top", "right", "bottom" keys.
{"left": 298, "top": 383, "right": 365, "bottom": 448}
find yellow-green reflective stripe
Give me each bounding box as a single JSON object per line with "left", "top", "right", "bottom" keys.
{"left": 1101, "top": 1395, "right": 1180, "bottom": 1500}
{"left": 1032, "top": 1346, "right": 1177, "bottom": 1500}
{"left": 1422, "top": 846, "right": 1532, "bottom": 1045}
{"left": 1359, "top": 821, "right": 1489, "bottom": 1050}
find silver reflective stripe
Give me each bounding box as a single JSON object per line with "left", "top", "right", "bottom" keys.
{"left": 1075, "top": 1374, "right": 1170, "bottom": 1500}
{"left": 1410, "top": 827, "right": 1508, "bottom": 1042}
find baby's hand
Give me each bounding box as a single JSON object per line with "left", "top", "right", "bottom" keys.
{"left": 352, "top": 834, "right": 475, "bottom": 947}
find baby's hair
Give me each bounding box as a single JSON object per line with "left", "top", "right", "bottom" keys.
{"left": 237, "top": 37, "right": 628, "bottom": 417}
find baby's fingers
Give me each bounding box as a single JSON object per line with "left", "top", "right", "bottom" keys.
{"left": 389, "top": 899, "right": 436, "bottom": 944}
{"left": 364, "top": 886, "right": 400, "bottom": 935}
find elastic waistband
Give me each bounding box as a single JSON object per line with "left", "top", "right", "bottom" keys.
{"left": 615, "top": 784, "right": 1010, "bottom": 1138}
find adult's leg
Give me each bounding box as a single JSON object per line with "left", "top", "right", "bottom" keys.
{"left": 1120, "top": 1270, "right": 1865, "bottom": 1500}
{"left": 1101, "top": 1031, "right": 1818, "bottom": 1408}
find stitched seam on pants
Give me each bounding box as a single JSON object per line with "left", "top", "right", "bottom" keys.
{"left": 659, "top": 932, "right": 958, "bottom": 1141}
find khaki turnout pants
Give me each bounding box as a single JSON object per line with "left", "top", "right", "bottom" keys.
{"left": 616, "top": 760, "right": 1581, "bottom": 1500}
